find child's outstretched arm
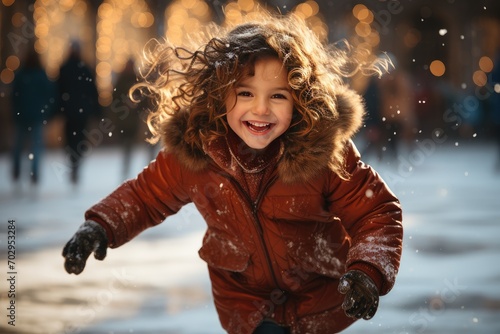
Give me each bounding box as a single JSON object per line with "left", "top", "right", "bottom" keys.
{"left": 62, "top": 220, "right": 108, "bottom": 274}
{"left": 62, "top": 150, "right": 192, "bottom": 274}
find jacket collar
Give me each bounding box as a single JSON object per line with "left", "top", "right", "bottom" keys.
{"left": 205, "top": 129, "right": 284, "bottom": 175}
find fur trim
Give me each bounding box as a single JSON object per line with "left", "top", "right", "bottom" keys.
{"left": 279, "top": 86, "right": 365, "bottom": 183}
{"left": 161, "top": 110, "right": 210, "bottom": 172}
{"left": 161, "top": 86, "right": 365, "bottom": 183}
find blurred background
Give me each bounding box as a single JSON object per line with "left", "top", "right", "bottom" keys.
{"left": 1, "top": 0, "right": 500, "bottom": 333}
{"left": 1, "top": 0, "right": 500, "bottom": 151}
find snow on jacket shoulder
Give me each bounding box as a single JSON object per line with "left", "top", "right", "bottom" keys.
{"left": 85, "top": 86, "right": 403, "bottom": 333}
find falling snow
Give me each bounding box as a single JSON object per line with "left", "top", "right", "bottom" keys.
{"left": 439, "top": 29, "right": 448, "bottom": 36}
{"left": 0, "top": 142, "right": 499, "bottom": 333}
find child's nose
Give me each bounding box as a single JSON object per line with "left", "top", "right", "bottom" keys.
{"left": 252, "top": 98, "right": 270, "bottom": 115}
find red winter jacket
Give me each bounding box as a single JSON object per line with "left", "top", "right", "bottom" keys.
{"left": 85, "top": 87, "right": 403, "bottom": 333}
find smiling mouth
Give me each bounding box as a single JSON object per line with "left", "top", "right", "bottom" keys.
{"left": 244, "top": 121, "right": 273, "bottom": 133}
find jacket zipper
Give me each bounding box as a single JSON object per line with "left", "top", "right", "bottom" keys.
{"left": 252, "top": 176, "right": 289, "bottom": 322}
{"left": 252, "top": 175, "right": 283, "bottom": 288}
{"left": 216, "top": 169, "right": 288, "bottom": 316}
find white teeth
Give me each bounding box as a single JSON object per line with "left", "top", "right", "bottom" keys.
{"left": 248, "top": 121, "right": 270, "bottom": 127}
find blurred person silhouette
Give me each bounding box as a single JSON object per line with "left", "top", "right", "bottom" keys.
{"left": 110, "top": 58, "right": 150, "bottom": 179}
{"left": 378, "top": 57, "right": 416, "bottom": 161}
{"left": 57, "top": 41, "right": 101, "bottom": 184}
{"left": 360, "top": 76, "right": 384, "bottom": 161}
{"left": 490, "top": 48, "right": 500, "bottom": 171}
{"left": 11, "top": 46, "right": 57, "bottom": 185}
{"left": 413, "top": 70, "right": 443, "bottom": 139}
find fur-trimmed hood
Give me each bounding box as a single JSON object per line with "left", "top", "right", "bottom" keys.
{"left": 161, "top": 86, "right": 365, "bottom": 183}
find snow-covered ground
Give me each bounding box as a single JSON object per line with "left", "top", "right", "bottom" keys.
{"left": 0, "top": 140, "right": 499, "bottom": 334}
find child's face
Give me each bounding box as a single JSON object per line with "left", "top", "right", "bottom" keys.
{"left": 225, "top": 57, "right": 293, "bottom": 151}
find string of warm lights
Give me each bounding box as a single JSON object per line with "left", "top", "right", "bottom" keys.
{"left": 351, "top": 4, "right": 382, "bottom": 67}
{"left": 0, "top": 0, "right": 336, "bottom": 98}
{"left": 1, "top": 1, "right": 495, "bottom": 92}
{"left": 292, "top": 1, "right": 328, "bottom": 43}
{"left": 165, "top": 0, "right": 212, "bottom": 46}
{"left": 221, "top": 0, "right": 327, "bottom": 42}
{"left": 96, "top": 0, "right": 153, "bottom": 105}
{"left": 33, "top": 0, "right": 94, "bottom": 79}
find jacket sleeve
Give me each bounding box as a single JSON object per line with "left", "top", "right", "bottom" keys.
{"left": 85, "top": 150, "right": 192, "bottom": 248}
{"left": 327, "top": 141, "right": 403, "bottom": 295}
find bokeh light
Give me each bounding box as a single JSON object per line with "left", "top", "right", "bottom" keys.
{"left": 472, "top": 70, "right": 487, "bottom": 86}
{"left": 357, "top": 8, "right": 373, "bottom": 24}
{"left": 5, "top": 55, "right": 20, "bottom": 71}
{"left": 295, "top": 1, "right": 319, "bottom": 18}
{"left": 293, "top": 1, "right": 328, "bottom": 42}
{"left": 355, "top": 22, "right": 371, "bottom": 38}
{"left": 96, "top": 0, "right": 154, "bottom": 105}
{"left": 352, "top": 4, "right": 367, "bottom": 19}
{"left": 0, "top": 68, "right": 15, "bottom": 84}
{"left": 30, "top": 0, "right": 154, "bottom": 106}
{"left": 351, "top": 3, "right": 380, "bottom": 54}
{"left": 403, "top": 28, "right": 421, "bottom": 48}
{"left": 478, "top": 56, "right": 493, "bottom": 73}
{"left": 165, "top": 0, "right": 212, "bottom": 47}
{"left": 11, "top": 12, "right": 25, "bottom": 27}
{"left": 223, "top": 0, "right": 262, "bottom": 27}
{"left": 33, "top": 0, "right": 94, "bottom": 79}
{"left": 430, "top": 60, "right": 445, "bottom": 77}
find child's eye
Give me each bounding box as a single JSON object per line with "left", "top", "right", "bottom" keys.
{"left": 271, "top": 93, "right": 288, "bottom": 99}
{"left": 237, "top": 91, "right": 252, "bottom": 97}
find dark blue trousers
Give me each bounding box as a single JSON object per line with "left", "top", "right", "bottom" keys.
{"left": 253, "top": 321, "right": 290, "bottom": 334}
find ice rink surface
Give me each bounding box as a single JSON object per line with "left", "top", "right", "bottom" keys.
{"left": 1, "top": 140, "right": 499, "bottom": 334}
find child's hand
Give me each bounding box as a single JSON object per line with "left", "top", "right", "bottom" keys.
{"left": 338, "top": 270, "right": 379, "bottom": 320}
{"left": 62, "top": 220, "right": 108, "bottom": 275}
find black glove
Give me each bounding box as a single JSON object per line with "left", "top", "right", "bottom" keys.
{"left": 62, "top": 220, "right": 108, "bottom": 275}
{"left": 338, "top": 270, "right": 379, "bottom": 320}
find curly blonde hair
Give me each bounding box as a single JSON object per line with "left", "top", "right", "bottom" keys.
{"left": 134, "top": 10, "right": 389, "bottom": 154}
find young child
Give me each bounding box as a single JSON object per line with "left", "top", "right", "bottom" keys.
{"left": 62, "top": 11, "right": 403, "bottom": 334}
